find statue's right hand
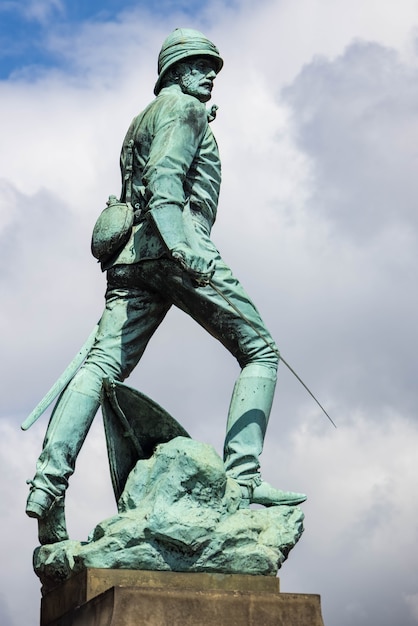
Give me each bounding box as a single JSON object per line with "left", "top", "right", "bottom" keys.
{"left": 171, "top": 243, "right": 214, "bottom": 286}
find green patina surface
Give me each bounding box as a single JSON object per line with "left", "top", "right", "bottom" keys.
{"left": 26, "top": 30, "right": 306, "bottom": 575}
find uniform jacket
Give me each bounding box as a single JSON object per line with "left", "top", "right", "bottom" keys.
{"left": 106, "top": 84, "right": 222, "bottom": 270}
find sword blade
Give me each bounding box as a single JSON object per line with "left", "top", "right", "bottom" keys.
{"left": 279, "top": 355, "right": 337, "bottom": 428}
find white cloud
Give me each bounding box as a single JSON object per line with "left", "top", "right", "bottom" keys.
{"left": 0, "top": 0, "right": 64, "bottom": 24}
{"left": 282, "top": 40, "right": 418, "bottom": 239}
{"left": 25, "top": 0, "right": 64, "bottom": 23}
{"left": 278, "top": 40, "right": 418, "bottom": 422}
{"left": 276, "top": 413, "right": 418, "bottom": 626}
{"left": 405, "top": 593, "right": 418, "bottom": 623}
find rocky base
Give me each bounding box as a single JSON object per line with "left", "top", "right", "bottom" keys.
{"left": 34, "top": 437, "right": 304, "bottom": 592}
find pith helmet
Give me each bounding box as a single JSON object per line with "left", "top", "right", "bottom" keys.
{"left": 154, "top": 28, "right": 223, "bottom": 95}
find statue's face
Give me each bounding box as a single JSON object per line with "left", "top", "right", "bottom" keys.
{"left": 177, "top": 57, "right": 218, "bottom": 102}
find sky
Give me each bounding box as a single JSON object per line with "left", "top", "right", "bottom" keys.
{"left": 1, "top": 0, "right": 418, "bottom": 624}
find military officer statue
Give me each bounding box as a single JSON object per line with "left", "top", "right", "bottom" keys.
{"left": 26, "top": 28, "right": 306, "bottom": 545}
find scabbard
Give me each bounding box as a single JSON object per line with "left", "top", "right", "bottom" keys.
{"left": 21, "top": 324, "right": 99, "bottom": 431}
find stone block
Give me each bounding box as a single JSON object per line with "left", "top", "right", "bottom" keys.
{"left": 41, "top": 569, "right": 324, "bottom": 626}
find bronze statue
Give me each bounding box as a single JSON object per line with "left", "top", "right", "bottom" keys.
{"left": 25, "top": 28, "right": 306, "bottom": 546}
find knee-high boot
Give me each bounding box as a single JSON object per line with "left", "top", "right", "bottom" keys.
{"left": 223, "top": 363, "right": 306, "bottom": 507}
{"left": 223, "top": 363, "right": 276, "bottom": 482}
{"left": 26, "top": 375, "right": 100, "bottom": 543}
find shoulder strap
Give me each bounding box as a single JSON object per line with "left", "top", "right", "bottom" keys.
{"left": 122, "top": 138, "right": 134, "bottom": 207}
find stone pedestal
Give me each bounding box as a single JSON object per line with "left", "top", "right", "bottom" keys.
{"left": 40, "top": 569, "right": 325, "bottom": 626}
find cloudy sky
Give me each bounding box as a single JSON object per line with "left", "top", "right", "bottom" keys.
{"left": 1, "top": 0, "right": 418, "bottom": 624}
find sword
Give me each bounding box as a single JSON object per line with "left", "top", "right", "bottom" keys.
{"left": 21, "top": 324, "right": 99, "bottom": 431}
{"left": 208, "top": 279, "right": 337, "bottom": 428}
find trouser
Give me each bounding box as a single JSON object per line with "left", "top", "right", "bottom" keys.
{"left": 30, "top": 247, "right": 279, "bottom": 501}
